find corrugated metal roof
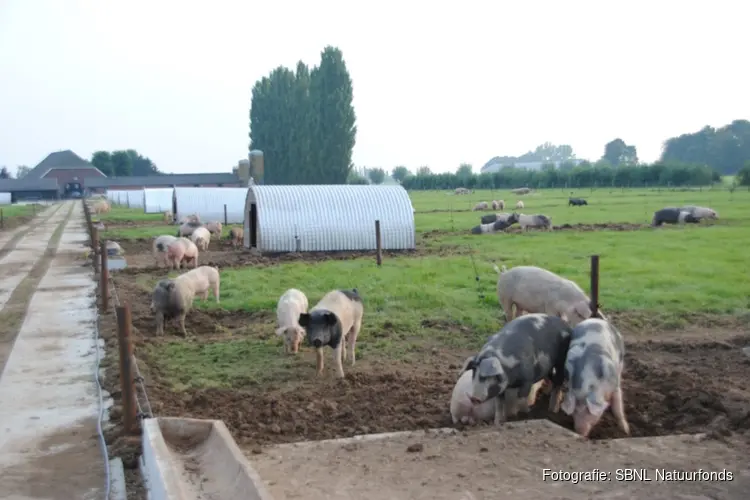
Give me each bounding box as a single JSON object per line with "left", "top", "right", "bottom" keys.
{"left": 87, "top": 173, "right": 240, "bottom": 188}
{"left": 174, "top": 187, "right": 248, "bottom": 223}
{"left": 0, "top": 178, "right": 60, "bottom": 191}
{"left": 144, "top": 188, "right": 174, "bottom": 213}
{"left": 243, "top": 185, "right": 415, "bottom": 252}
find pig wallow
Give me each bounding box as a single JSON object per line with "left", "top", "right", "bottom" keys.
{"left": 494, "top": 264, "right": 598, "bottom": 325}
{"left": 450, "top": 360, "right": 496, "bottom": 425}
{"left": 276, "top": 288, "right": 309, "bottom": 354}
{"left": 464, "top": 314, "right": 573, "bottom": 425}
{"left": 561, "top": 318, "right": 630, "bottom": 438}
{"left": 471, "top": 213, "right": 520, "bottom": 234}
{"left": 298, "top": 289, "right": 364, "bottom": 378}
{"left": 150, "top": 278, "right": 196, "bottom": 336}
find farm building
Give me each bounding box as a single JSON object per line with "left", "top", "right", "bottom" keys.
{"left": 86, "top": 172, "right": 248, "bottom": 193}
{"left": 173, "top": 187, "right": 248, "bottom": 224}
{"left": 144, "top": 188, "right": 174, "bottom": 213}
{"left": 0, "top": 178, "right": 60, "bottom": 202}
{"left": 243, "top": 185, "right": 416, "bottom": 252}
{"left": 0, "top": 192, "right": 11, "bottom": 204}
{"left": 22, "top": 150, "right": 105, "bottom": 198}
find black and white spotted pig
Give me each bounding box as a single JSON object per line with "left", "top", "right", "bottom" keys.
{"left": 463, "top": 314, "right": 573, "bottom": 425}
{"left": 561, "top": 318, "right": 630, "bottom": 438}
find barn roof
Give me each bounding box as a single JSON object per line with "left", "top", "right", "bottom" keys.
{"left": 0, "top": 178, "right": 60, "bottom": 192}
{"left": 244, "top": 184, "right": 415, "bottom": 252}
{"left": 87, "top": 173, "right": 240, "bottom": 188}
{"left": 25, "top": 150, "right": 101, "bottom": 179}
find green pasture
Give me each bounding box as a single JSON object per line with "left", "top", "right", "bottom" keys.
{"left": 0, "top": 204, "right": 44, "bottom": 218}
{"left": 139, "top": 187, "right": 750, "bottom": 389}
{"left": 97, "top": 207, "right": 163, "bottom": 222}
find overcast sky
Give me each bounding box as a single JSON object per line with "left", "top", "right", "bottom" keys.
{"left": 0, "top": 1, "right": 746, "bottom": 176}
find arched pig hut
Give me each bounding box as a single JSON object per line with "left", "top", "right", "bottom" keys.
{"left": 143, "top": 188, "right": 174, "bottom": 213}
{"left": 173, "top": 187, "right": 249, "bottom": 224}
{"left": 126, "top": 189, "right": 145, "bottom": 210}
{"left": 243, "top": 185, "right": 416, "bottom": 252}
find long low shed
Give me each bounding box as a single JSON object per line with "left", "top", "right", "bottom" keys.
{"left": 243, "top": 185, "right": 416, "bottom": 252}
{"left": 173, "top": 187, "right": 248, "bottom": 224}
{"left": 144, "top": 188, "right": 174, "bottom": 213}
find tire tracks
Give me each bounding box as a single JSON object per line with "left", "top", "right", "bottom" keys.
{"left": 0, "top": 202, "right": 74, "bottom": 376}
{"left": 0, "top": 204, "right": 65, "bottom": 262}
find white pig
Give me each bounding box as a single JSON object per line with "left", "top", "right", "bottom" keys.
{"left": 190, "top": 226, "right": 211, "bottom": 251}
{"left": 275, "top": 288, "right": 309, "bottom": 354}
{"left": 450, "top": 360, "right": 495, "bottom": 425}
{"left": 561, "top": 318, "right": 630, "bottom": 438}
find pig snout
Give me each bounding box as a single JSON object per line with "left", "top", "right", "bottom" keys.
{"left": 572, "top": 406, "right": 603, "bottom": 438}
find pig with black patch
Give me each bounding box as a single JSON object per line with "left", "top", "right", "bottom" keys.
{"left": 464, "top": 313, "right": 573, "bottom": 425}
{"left": 561, "top": 318, "right": 630, "bottom": 438}
{"left": 298, "top": 289, "right": 364, "bottom": 378}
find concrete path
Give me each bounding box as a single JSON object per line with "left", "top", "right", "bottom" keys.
{"left": 0, "top": 201, "right": 110, "bottom": 500}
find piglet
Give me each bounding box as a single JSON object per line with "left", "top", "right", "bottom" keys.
{"left": 560, "top": 318, "right": 630, "bottom": 438}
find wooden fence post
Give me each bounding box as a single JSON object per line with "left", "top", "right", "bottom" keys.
{"left": 590, "top": 255, "right": 600, "bottom": 317}
{"left": 100, "top": 240, "right": 109, "bottom": 311}
{"left": 116, "top": 303, "right": 137, "bottom": 434}
{"left": 92, "top": 227, "right": 100, "bottom": 274}
{"left": 375, "top": 220, "right": 382, "bottom": 267}
{"left": 224, "top": 204, "right": 228, "bottom": 226}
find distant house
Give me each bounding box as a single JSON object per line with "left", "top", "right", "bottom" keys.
{"left": 86, "top": 172, "right": 246, "bottom": 192}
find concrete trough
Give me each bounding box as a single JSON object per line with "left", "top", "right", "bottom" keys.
{"left": 141, "top": 417, "right": 274, "bottom": 500}
{"left": 244, "top": 420, "right": 749, "bottom": 500}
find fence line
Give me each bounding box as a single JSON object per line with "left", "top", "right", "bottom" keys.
{"left": 83, "top": 199, "right": 154, "bottom": 432}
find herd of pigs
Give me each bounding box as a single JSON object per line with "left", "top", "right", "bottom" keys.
{"left": 108, "top": 196, "right": 720, "bottom": 440}
{"left": 469, "top": 196, "right": 719, "bottom": 235}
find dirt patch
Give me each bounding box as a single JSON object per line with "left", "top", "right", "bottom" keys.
{"left": 135, "top": 323, "right": 750, "bottom": 451}
{"left": 111, "top": 237, "right": 472, "bottom": 273}
{"left": 0, "top": 204, "right": 72, "bottom": 374}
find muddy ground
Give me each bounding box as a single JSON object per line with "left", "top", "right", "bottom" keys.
{"left": 113, "top": 237, "right": 473, "bottom": 272}
{"left": 100, "top": 272, "right": 750, "bottom": 457}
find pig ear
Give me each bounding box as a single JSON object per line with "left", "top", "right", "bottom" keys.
{"left": 585, "top": 393, "right": 608, "bottom": 418}
{"left": 575, "top": 301, "right": 592, "bottom": 319}
{"left": 560, "top": 393, "right": 576, "bottom": 416}
{"left": 298, "top": 313, "right": 310, "bottom": 327}
{"left": 324, "top": 312, "right": 338, "bottom": 325}
{"left": 478, "top": 356, "right": 503, "bottom": 378}
{"left": 275, "top": 326, "right": 286, "bottom": 337}
{"left": 460, "top": 356, "right": 476, "bottom": 373}
{"left": 558, "top": 311, "right": 569, "bottom": 323}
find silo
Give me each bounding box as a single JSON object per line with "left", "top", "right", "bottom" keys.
{"left": 237, "top": 159, "right": 251, "bottom": 186}
{"left": 249, "top": 150, "right": 264, "bottom": 184}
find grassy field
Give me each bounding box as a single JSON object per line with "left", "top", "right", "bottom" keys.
{"left": 104, "top": 188, "right": 750, "bottom": 389}
{"left": 0, "top": 204, "right": 43, "bottom": 218}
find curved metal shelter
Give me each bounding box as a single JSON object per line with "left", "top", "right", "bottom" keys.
{"left": 125, "top": 189, "right": 145, "bottom": 210}
{"left": 173, "top": 187, "right": 249, "bottom": 224}
{"left": 143, "top": 188, "right": 174, "bottom": 213}
{"left": 243, "top": 185, "right": 415, "bottom": 252}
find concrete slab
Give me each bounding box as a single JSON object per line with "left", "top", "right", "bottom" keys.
{"left": 246, "top": 420, "right": 749, "bottom": 500}
{"left": 0, "top": 201, "right": 109, "bottom": 500}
